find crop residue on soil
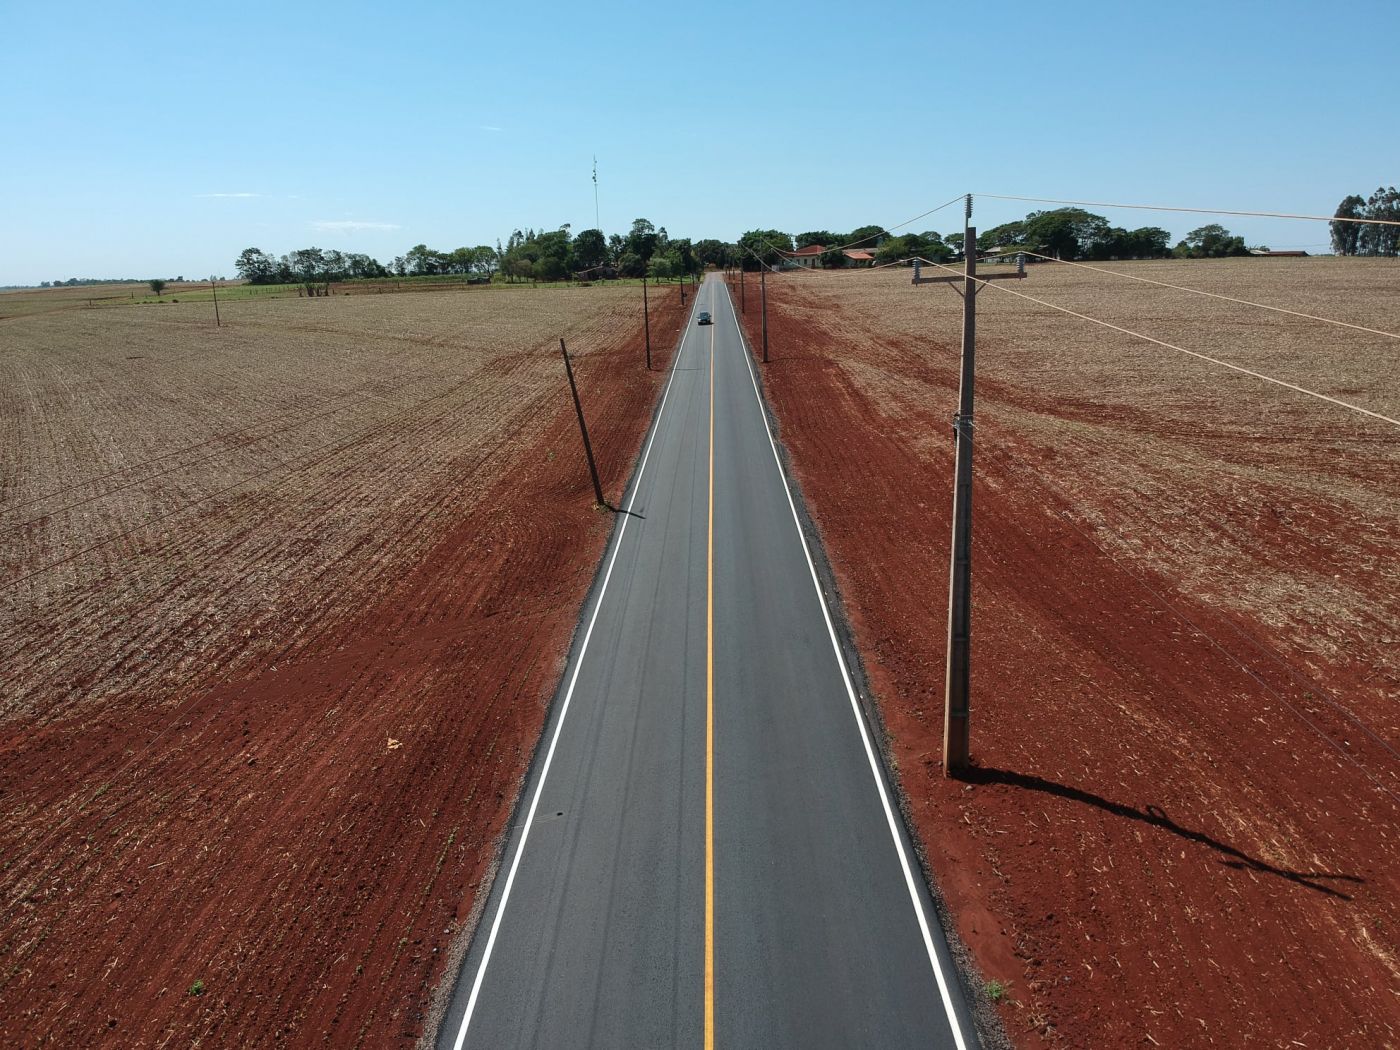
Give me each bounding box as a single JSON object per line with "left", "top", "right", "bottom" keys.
{"left": 0, "top": 284, "right": 690, "bottom": 1047}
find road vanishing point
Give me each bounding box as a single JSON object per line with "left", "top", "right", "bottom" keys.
{"left": 437, "top": 274, "right": 980, "bottom": 1050}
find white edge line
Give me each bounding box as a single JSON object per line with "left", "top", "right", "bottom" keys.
{"left": 719, "top": 280, "right": 972, "bottom": 1050}
{"left": 451, "top": 305, "right": 696, "bottom": 1050}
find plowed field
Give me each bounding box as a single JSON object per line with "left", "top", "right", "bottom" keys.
{"left": 728, "top": 258, "right": 1400, "bottom": 1049}
{"left": 0, "top": 285, "right": 687, "bottom": 1047}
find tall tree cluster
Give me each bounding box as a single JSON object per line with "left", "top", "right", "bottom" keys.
{"left": 233, "top": 217, "right": 710, "bottom": 289}
{"left": 978, "top": 209, "right": 1175, "bottom": 260}
{"left": 235, "top": 247, "right": 394, "bottom": 288}
{"left": 1331, "top": 187, "right": 1400, "bottom": 255}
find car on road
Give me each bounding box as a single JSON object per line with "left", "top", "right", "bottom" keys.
{"left": 697, "top": 311, "right": 712, "bottom": 325}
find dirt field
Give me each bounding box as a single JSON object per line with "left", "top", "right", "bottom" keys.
{"left": 728, "top": 258, "right": 1400, "bottom": 1048}
{"left": 0, "top": 284, "right": 687, "bottom": 1046}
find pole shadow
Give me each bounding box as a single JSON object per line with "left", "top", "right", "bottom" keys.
{"left": 602, "top": 500, "right": 644, "bottom": 521}
{"left": 955, "top": 767, "right": 1363, "bottom": 900}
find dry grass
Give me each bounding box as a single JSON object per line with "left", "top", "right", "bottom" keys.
{"left": 783, "top": 256, "right": 1400, "bottom": 718}
{"left": 0, "top": 286, "right": 647, "bottom": 722}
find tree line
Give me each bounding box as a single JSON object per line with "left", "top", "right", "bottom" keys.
{"left": 234, "top": 217, "right": 719, "bottom": 291}
{"left": 727, "top": 210, "right": 1251, "bottom": 268}
{"left": 1331, "top": 187, "right": 1399, "bottom": 255}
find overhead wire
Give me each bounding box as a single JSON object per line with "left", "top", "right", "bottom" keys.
{"left": 733, "top": 193, "right": 968, "bottom": 275}
{"left": 1012, "top": 251, "right": 1400, "bottom": 342}
{"left": 912, "top": 257, "right": 1400, "bottom": 431}
{"left": 975, "top": 192, "right": 1400, "bottom": 228}
{"left": 727, "top": 269, "right": 1400, "bottom": 806}
{"left": 729, "top": 198, "right": 1400, "bottom": 803}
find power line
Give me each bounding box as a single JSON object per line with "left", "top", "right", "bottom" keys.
{"left": 1014, "top": 251, "right": 1400, "bottom": 342}
{"left": 913, "top": 257, "right": 1400, "bottom": 431}
{"left": 976, "top": 192, "right": 1400, "bottom": 228}
{"left": 736, "top": 193, "right": 968, "bottom": 273}
{"left": 907, "top": 259, "right": 1400, "bottom": 770}
{"left": 852, "top": 300, "right": 1400, "bottom": 803}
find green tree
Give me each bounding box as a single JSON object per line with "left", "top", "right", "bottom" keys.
{"left": 1331, "top": 195, "right": 1366, "bottom": 255}
{"left": 148, "top": 278, "right": 166, "bottom": 296}
{"left": 978, "top": 221, "right": 1027, "bottom": 250}
{"left": 846, "top": 225, "right": 885, "bottom": 250}
{"left": 405, "top": 244, "right": 443, "bottom": 276}
{"left": 625, "top": 218, "right": 659, "bottom": 264}
{"left": 1360, "top": 186, "right": 1400, "bottom": 256}
{"left": 1174, "top": 224, "right": 1248, "bottom": 258}
{"left": 671, "top": 238, "right": 697, "bottom": 276}
{"left": 572, "top": 228, "right": 608, "bottom": 272}
{"left": 795, "top": 230, "right": 839, "bottom": 249}
{"left": 874, "top": 236, "right": 914, "bottom": 265}
{"left": 693, "top": 239, "right": 732, "bottom": 269}
{"left": 1023, "top": 208, "right": 1110, "bottom": 259}
{"left": 235, "top": 247, "right": 277, "bottom": 284}
{"left": 737, "top": 229, "right": 794, "bottom": 270}
{"left": 535, "top": 255, "right": 567, "bottom": 281}
{"left": 470, "top": 245, "right": 499, "bottom": 277}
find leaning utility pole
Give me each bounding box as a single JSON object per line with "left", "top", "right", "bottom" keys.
{"left": 210, "top": 276, "right": 221, "bottom": 327}
{"left": 944, "top": 194, "right": 975, "bottom": 774}
{"left": 760, "top": 266, "right": 769, "bottom": 363}
{"left": 642, "top": 275, "right": 652, "bottom": 369}
{"left": 560, "top": 338, "right": 605, "bottom": 506}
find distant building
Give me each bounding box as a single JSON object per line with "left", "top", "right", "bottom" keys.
{"left": 778, "top": 244, "right": 826, "bottom": 269}
{"left": 1248, "top": 249, "right": 1309, "bottom": 257}
{"left": 842, "top": 249, "right": 876, "bottom": 267}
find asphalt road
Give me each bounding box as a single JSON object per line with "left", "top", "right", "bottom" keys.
{"left": 436, "top": 275, "right": 979, "bottom": 1050}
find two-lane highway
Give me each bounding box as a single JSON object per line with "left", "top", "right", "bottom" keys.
{"left": 436, "top": 275, "right": 979, "bottom": 1049}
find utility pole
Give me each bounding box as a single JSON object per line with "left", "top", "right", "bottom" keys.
{"left": 760, "top": 266, "right": 769, "bottom": 363}
{"left": 943, "top": 194, "right": 975, "bottom": 775}
{"left": 740, "top": 266, "right": 746, "bottom": 313}
{"left": 210, "top": 276, "right": 220, "bottom": 327}
{"left": 680, "top": 273, "right": 685, "bottom": 306}
{"left": 560, "top": 339, "right": 605, "bottom": 507}
{"left": 642, "top": 275, "right": 652, "bottom": 370}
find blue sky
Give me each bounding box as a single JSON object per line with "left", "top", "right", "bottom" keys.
{"left": 4, "top": 0, "right": 1397, "bottom": 285}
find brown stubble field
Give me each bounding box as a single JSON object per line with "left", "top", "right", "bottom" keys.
{"left": 0, "top": 284, "right": 686, "bottom": 1047}
{"left": 730, "top": 257, "right": 1400, "bottom": 1048}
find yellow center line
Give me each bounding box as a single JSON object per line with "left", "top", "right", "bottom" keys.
{"left": 705, "top": 286, "right": 716, "bottom": 1050}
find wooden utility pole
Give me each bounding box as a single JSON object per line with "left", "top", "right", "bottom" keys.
{"left": 560, "top": 339, "right": 605, "bottom": 506}
{"left": 760, "top": 267, "right": 769, "bottom": 363}
{"left": 642, "top": 275, "right": 651, "bottom": 369}
{"left": 680, "top": 274, "right": 685, "bottom": 305}
{"left": 740, "top": 267, "right": 746, "bottom": 313}
{"left": 210, "top": 276, "right": 220, "bottom": 327}
{"left": 944, "top": 195, "right": 976, "bottom": 774}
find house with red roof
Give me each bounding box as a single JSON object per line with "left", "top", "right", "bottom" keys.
{"left": 777, "top": 244, "right": 826, "bottom": 269}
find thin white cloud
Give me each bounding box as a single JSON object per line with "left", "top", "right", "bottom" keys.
{"left": 196, "top": 192, "right": 261, "bottom": 198}
{"left": 311, "top": 220, "right": 401, "bottom": 233}
{"left": 479, "top": 124, "right": 503, "bottom": 132}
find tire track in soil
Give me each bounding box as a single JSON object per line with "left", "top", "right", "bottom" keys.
{"left": 0, "top": 290, "right": 690, "bottom": 1048}
{"left": 727, "top": 274, "right": 1400, "bottom": 1050}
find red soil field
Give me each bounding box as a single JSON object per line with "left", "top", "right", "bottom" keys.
{"left": 1, "top": 287, "right": 687, "bottom": 1047}
{"left": 727, "top": 265, "right": 1400, "bottom": 1049}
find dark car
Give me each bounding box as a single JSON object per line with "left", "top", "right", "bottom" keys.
{"left": 697, "top": 311, "right": 712, "bottom": 325}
